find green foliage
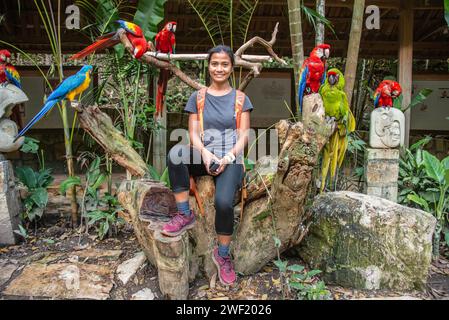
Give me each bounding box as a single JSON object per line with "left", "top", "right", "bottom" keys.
{"left": 15, "top": 167, "right": 54, "bottom": 222}
{"left": 60, "top": 176, "right": 82, "bottom": 195}
{"left": 398, "top": 137, "right": 433, "bottom": 206}
{"left": 400, "top": 138, "right": 449, "bottom": 257}
{"left": 14, "top": 224, "right": 29, "bottom": 242}
{"left": 134, "top": 0, "right": 168, "bottom": 41}
{"left": 86, "top": 194, "right": 124, "bottom": 240}
{"left": 20, "top": 137, "right": 40, "bottom": 154}
{"left": 445, "top": 0, "right": 449, "bottom": 27}
{"left": 286, "top": 264, "right": 331, "bottom": 300}
{"left": 396, "top": 88, "right": 433, "bottom": 112}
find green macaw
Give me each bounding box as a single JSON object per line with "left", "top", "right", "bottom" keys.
{"left": 318, "top": 68, "right": 356, "bottom": 192}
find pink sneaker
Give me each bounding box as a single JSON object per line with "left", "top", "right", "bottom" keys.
{"left": 161, "top": 211, "right": 195, "bottom": 237}
{"left": 212, "top": 247, "right": 236, "bottom": 285}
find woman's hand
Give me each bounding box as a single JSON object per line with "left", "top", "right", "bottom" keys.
{"left": 215, "top": 152, "right": 235, "bottom": 175}
{"left": 201, "top": 148, "right": 220, "bottom": 175}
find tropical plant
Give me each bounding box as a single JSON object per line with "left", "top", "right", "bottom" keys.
{"left": 86, "top": 194, "right": 124, "bottom": 240}
{"left": 60, "top": 156, "right": 124, "bottom": 240}
{"left": 15, "top": 166, "right": 54, "bottom": 223}
{"left": 287, "top": 265, "right": 331, "bottom": 300}
{"left": 398, "top": 136, "right": 433, "bottom": 206}
{"left": 15, "top": 137, "right": 54, "bottom": 225}
{"left": 398, "top": 137, "right": 449, "bottom": 258}
{"left": 406, "top": 151, "right": 449, "bottom": 259}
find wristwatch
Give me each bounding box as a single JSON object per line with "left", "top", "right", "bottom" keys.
{"left": 223, "top": 152, "right": 236, "bottom": 164}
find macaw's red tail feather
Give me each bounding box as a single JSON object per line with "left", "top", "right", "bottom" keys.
{"left": 155, "top": 70, "right": 170, "bottom": 117}
{"left": 69, "top": 37, "right": 119, "bottom": 60}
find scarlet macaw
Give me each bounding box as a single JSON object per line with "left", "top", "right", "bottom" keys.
{"left": 374, "top": 80, "right": 402, "bottom": 108}
{"left": 70, "top": 20, "right": 148, "bottom": 60}
{"left": 319, "top": 68, "right": 356, "bottom": 192}
{"left": 155, "top": 21, "right": 177, "bottom": 117}
{"left": 15, "top": 65, "right": 93, "bottom": 141}
{"left": 0, "top": 50, "right": 21, "bottom": 89}
{"left": 298, "top": 44, "right": 331, "bottom": 113}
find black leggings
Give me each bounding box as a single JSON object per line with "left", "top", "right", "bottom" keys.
{"left": 167, "top": 144, "right": 244, "bottom": 236}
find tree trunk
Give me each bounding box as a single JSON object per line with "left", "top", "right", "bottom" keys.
{"left": 344, "top": 0, "right": 365, "bottom": 108}
{"left": 316, "top": 0, "right": 325, "bottom": 45}
{"left": 112, "top": 94, "right": 333, "bottom": 299}
{"left": 287, "top": 0, "right": 305, "bottom": 112}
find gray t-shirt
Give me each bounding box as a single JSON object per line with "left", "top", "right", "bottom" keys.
{"left": 185, "top": 89, "right": 253, "bottom": 158}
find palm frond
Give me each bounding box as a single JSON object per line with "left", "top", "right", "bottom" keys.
{"left": 301, "top": 4, "right": 336, "bottom": 37}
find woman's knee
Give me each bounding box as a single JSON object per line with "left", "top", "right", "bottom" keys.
{"left": 215, "top": 193, "right": 234, "bottom": 213}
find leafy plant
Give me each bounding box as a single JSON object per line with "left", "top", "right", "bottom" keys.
{"left": 400, "top": 138, "right": 449, "bottom": 258}
{"left": 394, "top": 88, "right": 433, "bottom": 112}
{"left": 60, "top": 156, "right": 124, "bottom": 239}
{"left": 14, "top": 224, "right": 29, "bottom": 243}
{"left": 16, "top": 138, "right": 54, "bottom": 224}
{"left": 86, "top": 194, "right": 124, "bottom": 240}
{"left": 287, "top": 266, "right": 331, "bottom": 300}
{"left": 15, "top": 166, "right": 54, "bottom": 223}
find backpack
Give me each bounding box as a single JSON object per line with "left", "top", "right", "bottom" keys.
{"left": 189, "top": 87, "right": 248, "bottom": 221}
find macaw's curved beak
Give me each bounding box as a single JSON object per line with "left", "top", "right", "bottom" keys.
{"left": 133, "top": 48, "right": 139, "bottom": 57}
{"left": 328, "top": 74, "right": 337, "bottom": 86}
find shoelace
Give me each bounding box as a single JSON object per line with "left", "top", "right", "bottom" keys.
{"left": 221, "top": 256, "right": 233, "bottom": 273}
{"left": 169, "top": 214, "right": 185, "bottom": 226}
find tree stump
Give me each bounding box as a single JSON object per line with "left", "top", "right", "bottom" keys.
{"left": 113, "top": 94, "right": 333, "bottom": 299}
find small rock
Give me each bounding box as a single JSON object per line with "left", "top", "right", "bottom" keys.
{"left": 45, "top": 226, "right": 66, "bottom": 237}
{"left": 0, "top": 259, "right": 19, "bottom": 286}
{"left": 131, "top": 288, "right": 155, "bottom": 300}
{"left": 116, "top": 252, "right": 146, "bottom": 285}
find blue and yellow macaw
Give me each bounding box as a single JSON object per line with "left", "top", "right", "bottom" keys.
{"left": 14, "top": 65, "right": 93, "bottom": 141}
{"left": 319, "top": 68, "right": 356, "bottom": 192}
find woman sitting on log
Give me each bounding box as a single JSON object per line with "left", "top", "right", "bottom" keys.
{"left": 162, "top": 45, "right": 253, "bottom": 285}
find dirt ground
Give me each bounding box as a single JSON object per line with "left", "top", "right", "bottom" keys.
{"left": 1, "top": 211, "right": 448, "bottom": 301}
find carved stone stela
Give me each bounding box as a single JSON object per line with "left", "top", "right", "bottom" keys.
{"left": 369, "top": 107, "right": 405, "bottom": 149}
{"left": 0, "top": 84, "right": 28, "bottom": 244}
{"left": 366, "top": 107, "right": 404, "bottom": 203}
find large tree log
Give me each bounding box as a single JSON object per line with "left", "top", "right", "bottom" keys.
{"left": 112, "top": 94, "right": 332, "bottom": 299}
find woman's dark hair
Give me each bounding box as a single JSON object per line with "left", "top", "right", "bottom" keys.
{"left": 207, "top": 45, "right": 235, "bottom": 66}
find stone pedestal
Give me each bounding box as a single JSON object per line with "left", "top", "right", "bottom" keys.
{"left": 0, "top": 158, "right": 22, "bottom": 245}
{"left": 364, "top": 148, "right": 399, "bottom": 203}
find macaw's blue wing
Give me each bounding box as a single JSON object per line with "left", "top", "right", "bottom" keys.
{"left": 5, "top": 65, "right": 21, "bottom": 89}
{"left": 374, "top": 92, "right": 380, "bottom": 108}
{"left": 298, "top": 65, "right": 308, "bottom": 113}
{"left": 47, "top": 72, "right": 86, "bottom": 101}
{"left": 14, "top": 99, "right": 59, "bottom": 141}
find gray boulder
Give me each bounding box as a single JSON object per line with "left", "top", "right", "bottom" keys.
{"left": 299, "top": 191, "right": 436, "bottom": 291}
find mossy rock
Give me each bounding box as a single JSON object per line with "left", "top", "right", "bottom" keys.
{"left": 299, "top": 191, "right": 436, "bottom": 291}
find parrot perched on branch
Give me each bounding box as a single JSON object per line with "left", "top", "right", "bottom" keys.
{"left": 374, "top": 80, "right": 402, "bottom": 108}
{"left": 69, "top": 20, "right": 148, "bottom": 60}
{"left": 319, "top": 68, "right": 356, "bottom": 192}
{"left": 155, "top": 21, "right": 177, "bottom": 118}
{"left": 14, "top": 65, "right": 93, "bottom": 141}
{"left": 0, "top": 49, "right": 21, "bottom": 89}
{"left": 298, "top": 44, "right": 331, "bottom": 113}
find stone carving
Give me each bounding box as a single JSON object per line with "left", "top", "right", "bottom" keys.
{"left": 369, "top": 107, "right": 405, "bottom": 149}
{"left": 0, "top": 83, "right": 28, "bottom": 152}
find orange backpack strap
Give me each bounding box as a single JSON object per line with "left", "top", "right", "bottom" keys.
{"left": 196, "top": 87, "right": 207, "bottom": 142}
{"left": 234, "top": 90, "right": 245, "bottom": 131}
{"left": 191, "top": 87, "right": 207, "bottom": 216}
{"left": 234, "top": 90, "right": 247, "bottom": 224}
